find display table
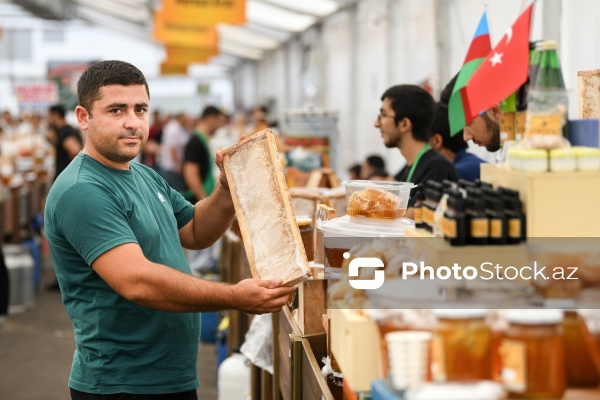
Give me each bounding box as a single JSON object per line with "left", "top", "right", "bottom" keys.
{"left": 481, "top": 163, "right": 600, "bottom": 237}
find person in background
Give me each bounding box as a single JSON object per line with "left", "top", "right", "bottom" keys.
{"left": 374, "top": 84, "right": 457, "bottom": 219}
{"left": 142, "top": 109, "right": 163, "bottom": 171}
{"left": 249, "top": 105, "right": 269, "bottom": 135}
{"left": 360, "top": 154, "right": 387, "bottom": 180}
{"left": 429, "top": 103, "right": 486, "bottom": 182}
{"left": 47, "top": 104, "right": 83, "bottom": 181}
{"left": 348, "top": 163, "right": 362, "bottom": 180}
{"left": 462, "top": 105, "right": 502, "bottom": 152}
{"left": 182, "top": 106, "right": 225, "bottom": 274}
{"left": 369, "top": 169, "right": 391, "bottom": 181}
{"left": 159, "top": 112, "right": 190, "bottom": 191}
{"left": 183, "top": 106, "right": 223, "bottom": 204}
{"left": 44, "top": 60, "right": 294, "bottom": 400}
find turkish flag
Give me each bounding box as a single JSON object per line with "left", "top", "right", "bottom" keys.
{"left": 464, "top": 3, "right": 534, "bottom": 122}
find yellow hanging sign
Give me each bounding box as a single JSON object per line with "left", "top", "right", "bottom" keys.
{"left": 161, "top": 0, "right": 246, "bottom": 25}
{"left": 153, "top": 10, "right": 219, "bottom": 49}
{"left": 160, "top": 62, "right": 189, "bottom": 75}
{"left": 165, "top": 46, "right": 218, "bottom": 64}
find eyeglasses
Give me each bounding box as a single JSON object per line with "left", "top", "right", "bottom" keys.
{"left": 377, "top": 111, "right": 395, "bottom": 122}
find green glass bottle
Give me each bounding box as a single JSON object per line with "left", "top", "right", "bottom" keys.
{"left": 526, "top": 40, "right": 569, "bottom": 140}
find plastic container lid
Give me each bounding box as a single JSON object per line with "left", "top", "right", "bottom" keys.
{"left": 549, "top": 148, "right": 576, "bottom": 159}
{"left": 505, "top": 309, "right": 564, "bottom": 325}
{"left": 573, "top": 146, "right": 600, "bottom": 157}
{"left": 318, "top": 215, "right": 414, "bottom": 238}
{"left": 295, "top": 215, "right": 312, "bottom": 226}
{"left": 434, "top": 309, "right": 488, "bottom": 319}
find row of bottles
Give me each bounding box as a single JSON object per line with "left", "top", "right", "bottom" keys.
{"left": 414, "top": 179, "right": 526, "bottom": 246}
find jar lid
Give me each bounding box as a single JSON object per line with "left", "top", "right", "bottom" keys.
{"left": 318, "top": 215, "right": 414, "bottom": 238}
{"left": 434, "top": 309, "right": 488, "bottom": 319}
{"left": 506, "top": 309, "right": 564, "bottom": 325}
{"left": 573, "top": 146, "right": 600, "bottom": 157}
{"left": 550, "top": 148, "right": 576, "bottom": 159}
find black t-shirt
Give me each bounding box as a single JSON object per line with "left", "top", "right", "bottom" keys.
{"left": 394, "top": 149, "right": 458, "bottom": 207}
{"left": 55, "top": 125, "right": 83, "bottom": 179}
{"left": 183, "top": 134, "right": 210, "bottom": 203}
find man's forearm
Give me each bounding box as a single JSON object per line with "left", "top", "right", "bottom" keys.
{"left": 191, "top": 182, "right": 235, "bottom": 246}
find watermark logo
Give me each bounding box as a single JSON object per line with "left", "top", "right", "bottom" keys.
{"left": 346, "top": 252, "right": 385, "bottom": 290}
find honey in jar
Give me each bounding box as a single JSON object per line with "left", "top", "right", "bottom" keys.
{"left": 432, "top": 309, "right": 492, "bottom": 382}
{"left": 501, "top": 309, "right": 565, "bottom": 398}
{"left": 296, "top": 216, "right": 314, "bottom": 262}
{"left": 562, "top": 309, "right": 600, "bottom": 387}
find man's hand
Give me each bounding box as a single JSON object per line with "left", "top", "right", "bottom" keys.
{"left": 215, "top": 135, "right": 247, "bottom": 190}
{"left": 231, "top": 278, "right": 295, "bottom": 314}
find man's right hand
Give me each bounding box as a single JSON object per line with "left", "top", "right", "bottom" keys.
{"left": 232, "top": 278, "right": 296, "bottom": 314}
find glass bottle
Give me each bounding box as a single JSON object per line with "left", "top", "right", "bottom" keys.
{"left": 443, "top": 194, "right": 467, "bottom": 246}
{"left": 465, "top": 189, "right": 488, "bottom": 245}
{"left": 526, "top": 40, "right": 569, "bottom": 140}
{"left": 485, "top": 196, "right": 507, "bottom": 245}
{"left": 413, "top": 187, "right": 426, "bottom": 229}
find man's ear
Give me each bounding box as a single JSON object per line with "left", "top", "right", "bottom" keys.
{"left": 429, "top": 133, "right": 443, "bottom": 150}
{"left": 75, "top": 106, "right": 89, "bottom": 131}
{"left": 487, "top": 104, "right": 501, "bottom": 122}
{"left": 398, "top": 117, "right": 412, "bottom": 134}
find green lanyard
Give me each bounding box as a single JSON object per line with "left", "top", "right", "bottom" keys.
{"left": 406, "top": 144, "right": 431, "bottom": 183}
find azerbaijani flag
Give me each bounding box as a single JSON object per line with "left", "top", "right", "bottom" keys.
{"left": 449, "top": 12, "right": 492, "bottom": 136}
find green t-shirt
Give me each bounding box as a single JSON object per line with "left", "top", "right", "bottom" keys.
{"left": 45, "top": 153, "right": 198, "bottom": 394}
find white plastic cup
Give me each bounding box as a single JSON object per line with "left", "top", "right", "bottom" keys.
{"left": 385, "top": 330, "right": 432, "bottom": 390}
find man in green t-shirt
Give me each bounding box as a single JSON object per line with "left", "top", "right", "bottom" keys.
{"left": 44, "top": 60, "right": 295, "bottom": 400}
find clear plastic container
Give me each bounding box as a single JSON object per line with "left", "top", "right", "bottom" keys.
{"left": 318, "top": 215, "right": 414, "bottom": 268}
{"left": 507, "top": 148, "right": 548, "bottom": 172}
{"left": 573, "top": 146, "right": 600, "bottom": 171}
{"left": 549, "top": 148, "right": 576, "bottom": 172}
{"left": 342, "top": 180, "right": 417, "bottom": 219}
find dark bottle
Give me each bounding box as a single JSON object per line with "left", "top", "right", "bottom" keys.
{"left": 505, "top": 197, "right": 526, "bottom": 244}
{"left": 486, "top": 197, "right": 507, "bottom": 245}
{"left": 443, "top": 194, "right": 468, "bottom": 246}
{"left": 458, "top": 179, "right": 476, "bottom": 190}
{"left": 442, "top": 179, "right": 458, "bottom": 193}
{"left": 466, "top": 195, "right": 488, "bottom": 245}
{"left": 423, "top": 188, "right": 442, "bottom": 233}
{"left": 413, "top": 187, "right": 426, "bottom": 229}
{"left": 474, "top": 179, "right": 493, "bottom": 190}
{"left": 516, "top": 41, "right": 541, "bottom": 112}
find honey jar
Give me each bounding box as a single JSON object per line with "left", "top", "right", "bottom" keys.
{"left": 562, "top": 309, "right": 600, "bottom": 387}
{"left": 432, "top": 309, "right": 492, "bottom": 382}
{"left": 501, "top": 309, "right": 565, "bottom": 398}
{"left": 296, "top": 216, "right": 314, "bottom": 262}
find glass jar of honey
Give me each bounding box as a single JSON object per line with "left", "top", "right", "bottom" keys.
{"left": 432, "top": 309, "right": 492, "bottom": 382}
{"left": 562, "top": 309, "right": 600, "bottom": 387}
{"left": 502, "top": 309, "right": 565, "bottom": 398}
{"left": 296, "top": 216, "right": 314, "bottom": 262}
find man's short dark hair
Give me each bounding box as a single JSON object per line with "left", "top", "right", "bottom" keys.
{"left": 365, "top": 155, "right": 385, "bottom": 170}
{"left": 200, "top": 105, "right": 223, "bottom": 120}
{"left": 430, "top": 103, "right": 468, "bottom": 153}
{"left": 49, "top": 104, "right": 66, "bottom": 119}
{"left": 381, "top": 85, "right": 435, "bottom": 142}
{"left": 77, "top": 60, "right": 149, "bottom": 115}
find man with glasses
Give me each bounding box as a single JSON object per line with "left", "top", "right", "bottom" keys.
{"left": 374, "top": 84, "right": 457, "bottom": 218}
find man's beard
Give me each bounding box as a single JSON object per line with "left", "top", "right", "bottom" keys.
{"left": 482, "top": 113, "right": 501, "bottom": 152}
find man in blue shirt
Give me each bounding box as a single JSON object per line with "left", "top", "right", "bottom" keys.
{"left": 429, "top": 103, "right": 486, "bottom": 181}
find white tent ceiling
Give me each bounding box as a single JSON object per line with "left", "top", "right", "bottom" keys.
{"left": 12, "top": 0, "right": 350, "bottom": 71}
